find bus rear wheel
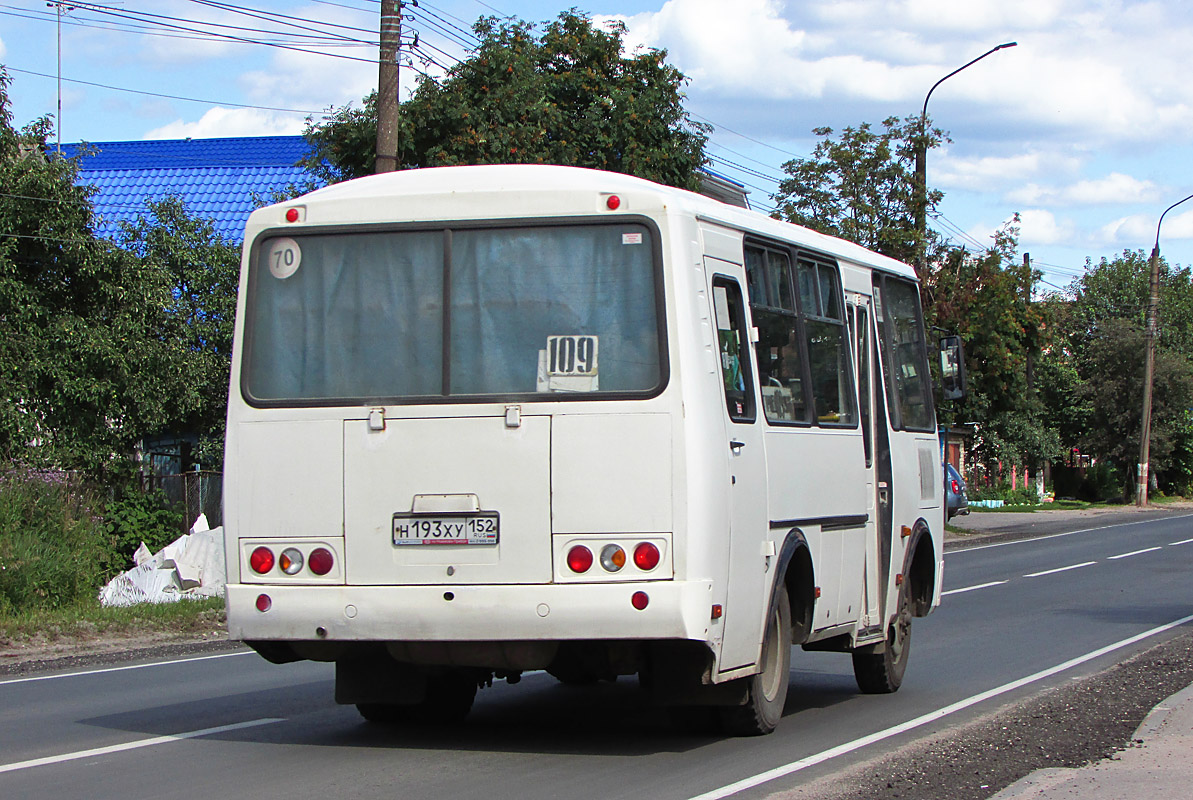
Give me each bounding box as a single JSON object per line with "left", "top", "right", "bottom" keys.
{"left": 356, "top": 671, "right": 478, "bottom": 725}
{"left": 852, "top": 587, "right": 912, "bottom": 694}
{"left": 720, "top": 585, "right": 791, "bottom": 736}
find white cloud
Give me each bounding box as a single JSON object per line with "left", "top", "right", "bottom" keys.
{"left": 931, "top": 149, "right": 1075, "bottom": 192}
{"left": 1100, "top": 208, "right": 1193, "bottom": 248}
{"left": 0, "top": 34, "right": 7, "bottom": 60}
{"left": 240, "top": 48, "right": 377, "bottom": 117}
{"left": 609, "top": 0, "right": 1193, "bottom": 147}
{"left": 143, "top": 107, "right": 307, "bottom": 139}
{"left": 1016, "top": 209, "right": 1078, "bottom": 246}
{"left": 1007, "top": 172, "right": 1161, "bottom": 207}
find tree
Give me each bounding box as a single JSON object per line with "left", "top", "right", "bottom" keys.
{"left": 0, "top": 69, "right": 236, "bottom": 476}
{"left": 303, "top": 10, "right": 709, "bottom": 190}
{"left": 117, "top": 197, "right": 240, "bottom": 468}
{"left": 772, "top": 116, "right": 945, "bottom": 266}
{"left": 1049, "top": 250, "right": 1193, "bottom": 497}
{"left": 925, "top": 219, "right": 1059, "bottom": 473}
{"left": 1072, "top": 318, "right": 1193, "bottom": 495}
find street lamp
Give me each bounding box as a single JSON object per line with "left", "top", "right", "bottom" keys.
{"left": 1136, "top": 191, "right": 1193, "bottom": 506}
{"left": 914, "top": 41, "right": 1017, "bottom": 271}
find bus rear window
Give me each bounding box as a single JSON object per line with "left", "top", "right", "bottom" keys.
{"left": 242, "top": 223, "right": 663, "bottom": 404}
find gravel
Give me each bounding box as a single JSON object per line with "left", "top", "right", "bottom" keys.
{"left": 770, "top": 629, "right": 1193, "bottom": 800}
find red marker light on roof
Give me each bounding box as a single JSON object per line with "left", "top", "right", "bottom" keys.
{"left": 606, "top": 195, "right": 621, "bottom": 210}
{"left": 285, "top": 208, "right": 300, "bottom": 223}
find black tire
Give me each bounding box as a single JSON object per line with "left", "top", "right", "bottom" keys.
{"left": 852, "top": 586, "right": 912, "bottom": 694}
{"left": 356, "top": 672, "right": 477, "bottom": 725}
{"left": 356, "top": 702, "right": 403, "bottom": 723}
{"left": 719, "top": 585, "right": 791, "bottom": 736}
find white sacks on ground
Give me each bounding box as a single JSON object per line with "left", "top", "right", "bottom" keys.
{"left": 98, "top": 516, "right": 226, "bottom": 607}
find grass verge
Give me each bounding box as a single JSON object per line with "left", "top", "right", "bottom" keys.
{"left": 0, "top": 596, "right": 225, "bottom": 648}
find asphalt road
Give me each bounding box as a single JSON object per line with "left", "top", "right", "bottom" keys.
{"left": 2, "top": 511, "right": 1191, "bottom": 800}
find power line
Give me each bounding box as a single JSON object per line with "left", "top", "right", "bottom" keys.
{"left": 5, "top": 66, "right": 324, "bottom": 115}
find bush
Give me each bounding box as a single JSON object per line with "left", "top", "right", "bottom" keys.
{"left": 0, "top": 469, "right": 116, "bottom": 613}
{"left": 1079, "top": 462, "right": 1123, "bottom": 503}
{"left": 102, "top": 487, "right": 184, "bottom": 565}
{"left": 1004, "top": 486, "right": 1040, "bottom": 507}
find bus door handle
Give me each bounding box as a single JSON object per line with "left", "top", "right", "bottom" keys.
{"left": 730, "top": 439, "right": 746, "bottom": 452}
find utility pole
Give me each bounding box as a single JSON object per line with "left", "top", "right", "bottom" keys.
{"left": 1137, "top": 191, "right": 1193, "bottom": 506}
{"left": 375, "top": 0, "right": 402, "bottom": 173}
{"left": 47, "top": 2, "right": 74, "bottom": 153}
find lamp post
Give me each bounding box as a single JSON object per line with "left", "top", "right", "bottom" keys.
{"left": 914, "top": 41, "right": 1017, "bottom": 271}
{"left": 1136, "top": 191, "right": 1193, "bottom": 505}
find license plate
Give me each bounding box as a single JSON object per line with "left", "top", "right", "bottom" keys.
{"left": 392, "top": 512, "right": 499, "bottom": 546}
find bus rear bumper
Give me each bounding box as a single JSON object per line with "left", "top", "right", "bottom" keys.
{"left": 226, "top": 580, "right": 716, "bottom": 644}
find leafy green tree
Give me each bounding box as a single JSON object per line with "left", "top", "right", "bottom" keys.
{"left": 0, "top": 69, "right": 237, "bottom": 476}
{"left": 117, "top": 197, "right": 240, "bottom": 468}
{"left": 1050, "top": 250, "right": 1193, "bottom": 497}
{"left": 1071, "top": 318, "right": 1193, "bottom": 496}
{"left": 925, "top": 219, "right": 1059, "bottom": 472}
{"left": 772, "top": 116, "right": 945, "bottom": 265}
{"left": 303, "top": 10, "right": 709, "bottom": 189}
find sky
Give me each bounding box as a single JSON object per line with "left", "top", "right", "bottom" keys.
{"left": 2, "top": 0, "right": 1192, "bottom": 292}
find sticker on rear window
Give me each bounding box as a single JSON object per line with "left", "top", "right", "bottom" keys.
{"left": 266, "top": 237, "right": 302, "bottom": 280}
{"left": 537, "top": 335, "right": 599, "bottom": 392}
{"left": 622, "top": 233, "right": 643, "bottom": 245}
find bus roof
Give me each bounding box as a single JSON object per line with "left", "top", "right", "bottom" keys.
{"left": 255, "top": 164, "right": 918, "bottom": 282}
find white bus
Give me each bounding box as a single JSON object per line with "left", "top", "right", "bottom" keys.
{"left": 224, "top": 165, "right": 947, "bottom": 736}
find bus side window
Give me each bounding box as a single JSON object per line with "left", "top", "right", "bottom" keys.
{"left": 712, "top": 279, "right": 756, "bottom": 423}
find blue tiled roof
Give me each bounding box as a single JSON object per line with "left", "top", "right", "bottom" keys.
{"left": 60, "top": 136, "right": 321, "bottom": 242}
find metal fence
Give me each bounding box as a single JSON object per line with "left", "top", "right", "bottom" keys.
{"left": 141, "top": 470, "right": 223, "bottom": 533}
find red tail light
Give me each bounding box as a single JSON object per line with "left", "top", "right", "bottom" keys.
{"left": 255, "top": 593, "right": 272, "bottom": 612}
{"left": 567, "top": 545, "right": 594, "bottom": 573}
{"left": 631, "top": 591, "right": 649, "bottom": 610}
{"left": 951, "top": 479, "right": 960, "bottom": 494}
{"left": 308, "top": 547, "right": 334, "bottom": 576}
{"left": 633, "top": 542, "right": 660, "bottom": 571}
{"left": 249, "top": 546, "right": 274, "bottom": 574}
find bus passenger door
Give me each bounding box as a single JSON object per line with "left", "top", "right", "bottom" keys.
{"left": 852, "top": 297, "right": 883, "bottom": 631}
{"left": 708, "top": 267, "right": 770, "bottom": 673}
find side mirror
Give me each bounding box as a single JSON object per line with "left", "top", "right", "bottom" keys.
{"left": 939, "top": 335, "right": 967, "bottom": 401}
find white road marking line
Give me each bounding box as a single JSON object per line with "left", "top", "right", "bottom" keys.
{"left": 0, "top": 651, "right": 253, "bottom": 687}
{"left": 1170, "top": 538, "right": 1193, "bottom": 546}
{"left": 1024, "top": 561, "right": 1097, "bottom": 578}
{"left": 0, "top": 717, "right": 283, "bottom": 775}
{"left": 1108, "top": 547, "right": 1163, "bottom": 560}
{"left": 942, "top": 581, "right": 1008, "bottom": 597}
{"left": 687, "top": 612, "right": 1193, "bottom": 800}
{"left": 947, "top": 513, "right": 1193, "bottom": 554}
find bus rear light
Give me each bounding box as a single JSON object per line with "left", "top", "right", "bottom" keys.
{"left": 633, "top": 542, "right": 660, "bottom": 571}
{"left": 279, "top": 548, "right": 304, "bottom": 575}
{"left": 249, "top": 546, "right": 275, "bottom": 574}
{"left": 308, "top": 547, "right": 335, "bottom": 576}
{"left": 567, "top": 545, "right": 594, "bottom": 573}
{"left": 255, "top": 594, "right": 272, "bottom": 612}
{"left": 599, "top": 544, "right": 626, "bottom": 572}
{"left": 285, "top": 208, "right": 300, "bottom": 222}
{"left": 606, "top": 195, "right": 621, "bottom": 210}
{"left": 631, "top": 591, "right": 649, "bottom": 610}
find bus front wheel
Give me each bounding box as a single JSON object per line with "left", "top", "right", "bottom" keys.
{"left": 852, "top": 587, "right": 912, "bottom": 693}
{"left": 720, "top": 585, "right": 791, "bottom": 736}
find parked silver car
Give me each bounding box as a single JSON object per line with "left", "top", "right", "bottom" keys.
{"left": 946, "top": 464, "right": 969, "bottom": 520}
